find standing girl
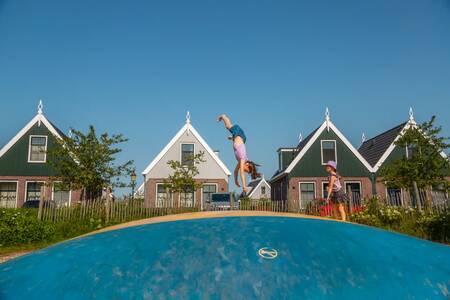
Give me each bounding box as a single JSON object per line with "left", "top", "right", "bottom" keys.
{"left": 325, "top": 161, "right": 347, "bottom": 221}
{"left": 217, "top": 114, "right": 260, "bottom": 195}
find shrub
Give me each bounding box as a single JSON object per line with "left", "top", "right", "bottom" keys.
{"left": 350, "top": 198, "right": 450, "bottom": 244}
{"left": 0, "top": 209, "right": 55, "bottom": 247}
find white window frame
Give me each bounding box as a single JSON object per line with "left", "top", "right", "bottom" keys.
{"left": 28, "top": 135, "right": 48, "bottom": 163}
{"left": 201, "top": 183, "right": 218, "bottom": 210}
{"left": 24, "top": 181, "right": 46, "bottom": 202}
{"left": 0, "top": 180, "right": 19, "bottom": 208}
{"left": 320, "top": 140, "right": 337, "bottom": 165}
{"left": 322, "top": 181, "right": 330, "bottom": 199}
{"left": 179, "top": 187, "right": 196, "bottom": 207}
{"left": 180, "top": 143, "right": 195, "bottom": 166}
{"left": 299, "top": 181, "right": 316, "bottom": 209}
{"left": 51, "top": 181, "right": 72, "bottom": 206}
{"left": 155, "top": 183, "right": 173, "bottom": 208}
{"left": 344, "top": 181, "right": 362, "bottom": 194}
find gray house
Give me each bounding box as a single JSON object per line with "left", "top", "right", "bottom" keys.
{"left": 142, "top": 112, "right": 231, "bottom": 209}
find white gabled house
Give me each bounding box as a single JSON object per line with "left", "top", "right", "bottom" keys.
{"left": 247, "top": 176, "right": 271, "bottom": 200}
{"left": 142, "top": 112, "right": 231, "bottom": 209}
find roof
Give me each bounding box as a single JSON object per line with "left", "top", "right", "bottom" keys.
{"left": 0, "top": 109, "right": 65, "bottom": 160}
{"left": 296, "top": 126, "right": 320, "bottom": 152}
{"left": 272, "top": 117, "right": 374, "bottom": 181}
{"left": 142, "top": 117, "right": 231, "bottom": 177}
{"left": 358, "top": 122, "right": 407, "bottom": 168}
{"left": 247, "top": 177, "right": 269, "bottom": 198}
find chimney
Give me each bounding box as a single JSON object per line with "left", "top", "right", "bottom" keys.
{"left": 214, "top": 150, "right": 220, "bottom": 157}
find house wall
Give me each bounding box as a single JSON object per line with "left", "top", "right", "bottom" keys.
{"left": 270, "top": 175, "right": 288, "bottom": 202}
{"left": 290, "top": 129, "right": 372, "bottom": 178}
{"left": 0, "top": 176, "right": 82, "bottom": 207}
{"left": 144, "top": 178, "right": 228, "bottom": 208}
{"left": 146, "top": 130, "right": 229, "bottom": 181}
{"left": 0, "top": 122, "right": 59, "bottom": 176}
{"left": 287, "top": 176, "right": 372, "bottom": 211}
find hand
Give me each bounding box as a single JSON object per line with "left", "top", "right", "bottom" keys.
{"left": 217, "top": 115, "right": 224, "bottom": 122}
{"left": 243, "top": 186, "right": 248, "bottom": 194}
{"left": 235, "top": 180, "right": 241, "bottom": 187}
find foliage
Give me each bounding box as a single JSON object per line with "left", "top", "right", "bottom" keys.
{"left": 163, "top": 151, "right": 205, "bottom": 195}
{"left": 0, "top": 209, "right": 55, "bottom": 247}
{"left": 380, "top": 116, "right": 450, "bottom": 191}
{"left": 47, "top": 126, "right": 134, "bottom": 200}
{"left": 350, "top": 198, "right": 450, "bottom": 244}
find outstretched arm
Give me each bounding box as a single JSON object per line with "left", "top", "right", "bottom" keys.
{"left": 239, "top": 160, "right": 248, "bottom": 194}
{"left": 234, "top": 163, "right": 240, "bottom": 187}
{"left": 217, "top": 114, "right": 233, "bottom": 130}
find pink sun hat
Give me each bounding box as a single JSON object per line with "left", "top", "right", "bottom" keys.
{"left": 326, "top": 161, "right": 337, "bottom": 170}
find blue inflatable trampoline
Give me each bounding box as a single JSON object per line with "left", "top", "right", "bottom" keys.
{"left": 1, "top": 216, "right": 449, "bottom": 299}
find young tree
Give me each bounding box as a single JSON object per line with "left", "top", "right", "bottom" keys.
{"left": 163, "top": 151, "right": 205, "bottom": 205}
{"left": 47, "top": 126, "right": 134, "bottom": 201}
{"left": 380, "top": 116, "right": 450, "bottom": 204}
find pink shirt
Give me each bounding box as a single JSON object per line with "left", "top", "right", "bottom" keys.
{"left": 233, "top": 143, "right": 248, "bottom": 161}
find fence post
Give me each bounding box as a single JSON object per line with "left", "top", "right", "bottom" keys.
{"left": 105, "top": 188, "right": 111, "bottom": 223}
{"left": 348, "top": 187, "right": 353, "bottom": 214}
{"left": 413, "top": 182, "right": 421, "bottom": 210}
{"left": 37, "top": 185, "right": 45, "bottom": 221}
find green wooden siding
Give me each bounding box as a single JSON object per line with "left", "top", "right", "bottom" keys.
{"left": 289, "top": 129, "right": 371, "bottom": 178}
{"left": 0, "top": 122, "right": 58, "bottom": 176}
{"left": 281, "top": 151, "right": 296, "bottom": 170}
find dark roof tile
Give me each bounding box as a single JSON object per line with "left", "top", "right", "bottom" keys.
{"left": 358, "top": 122, "right": 406, "bottom": 167}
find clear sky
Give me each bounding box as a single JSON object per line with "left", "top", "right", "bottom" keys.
{"left": 1, "top": 0, "right": 450, "bottom": 193}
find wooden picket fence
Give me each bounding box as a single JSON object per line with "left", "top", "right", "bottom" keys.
{"left": 40, "top": 199, "right": 198, "bottom": 223}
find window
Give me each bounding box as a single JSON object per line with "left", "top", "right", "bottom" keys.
{"left": 202, "top": 184, "right": 217, "bottom": 204}
{"left": 345, "top": 181, "right": 361, "bottom": 199}
{"left": 26, "top": 182, "right": 44, "bottom": 201}
{"left": 53, "top": 182, "right": 71, "bottom": 206}
{"left": 156, "top": 184, "right": 172, "bottom": 207}
{"left": 261, "top": 186, "right": 266, "bottom": 195}
{"left": 181, "top": 144, "right": 194, "bottom": 166}
{"left": 0, "top": 182, "right": 17, "bottom": 208}
{"left": 345, "top": 182, "right": 362, "bottom": 205}
{"left": 299, "top": 182, "right": 315, "bottom": 209}
{"left": 406, "top": 143, "right": 416, "bottom": 159}
{"left": 387, "top": 187, "right": 402, "bottom": 206}
{"left": 322, "top": 182, "right": 330, "bottom": 199}
{"left": 28, "top": 136, "right": 47, "bottom": 162}
{"left": 321, "top": 140, "right": 336, "bottom": 165}
{"left": 180, "top": 186, "right": 195, "bottom": 207}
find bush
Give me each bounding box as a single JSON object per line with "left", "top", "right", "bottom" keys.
{"left": 350, "top": 198, "right": 450, "bottom": 244}
{"left": 0, "top": 209, "right": 55, "bottom": 247}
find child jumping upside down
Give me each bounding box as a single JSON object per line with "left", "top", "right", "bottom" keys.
{"left": 217, "top": 114, "right": 261, "bottom": 195}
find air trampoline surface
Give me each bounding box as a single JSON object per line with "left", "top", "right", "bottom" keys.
{"left": 1, "top": 216, "right": 449, "bottom": 299}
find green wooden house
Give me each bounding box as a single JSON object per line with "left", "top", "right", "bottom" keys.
{"left": 358, "top": 108, "right": 450, "bottom": 204}
{"left": 270, "top": 109, "right": 374, "bottom": 211}
{"left": 0, "top": 101, "right": 80, "bottom": 208}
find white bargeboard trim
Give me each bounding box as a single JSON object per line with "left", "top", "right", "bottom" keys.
{"left": 0, "top": 113, "right": 64, "bottom": 160}
{"left": 283, "top": 120, "right": 374, "bottom": 174}
{"left": 142, "top": 122, "right": 231, "bottom": 177}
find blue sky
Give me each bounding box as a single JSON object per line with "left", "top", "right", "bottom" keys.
{"left": 1, "top": 0, "right": 450, "bottom": 192}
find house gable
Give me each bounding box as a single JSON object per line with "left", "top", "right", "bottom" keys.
{"left": 248, "top": 177, "right": 271, "bottom": 199}
{"left": 0, "top": 109, "right": 64, "bottom": 177}
{"left": 288, "top": 124, "right": 373, "bottom": 178}
{"left": 143, "top": 117, "right": 231, "bottom": 181}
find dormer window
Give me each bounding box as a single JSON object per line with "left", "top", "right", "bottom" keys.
{"left": 28, "top": 136, "right": 47, "bottom": 163}
{"left": 321, "top": 140, "right": 337, "bottom": 165}
{"left": 181, "top": 143, "right": 194, "bottom": 166}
